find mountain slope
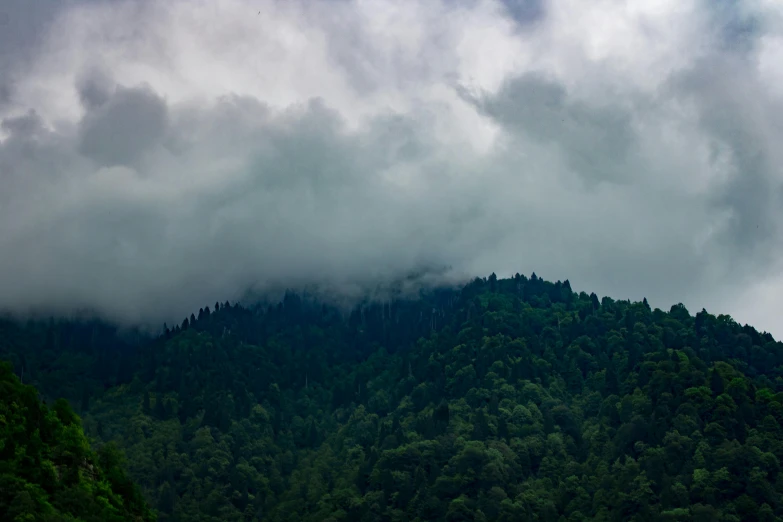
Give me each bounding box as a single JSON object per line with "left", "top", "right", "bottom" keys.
{"left": 0, "top": 361, "right": 155, "bottom": 521}
{"left": 4, "top": 273, "right": 783, "bottom": 521}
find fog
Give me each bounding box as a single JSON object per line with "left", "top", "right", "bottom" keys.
{"left": 1, "top": 0, "right": 782, "bottom": 335}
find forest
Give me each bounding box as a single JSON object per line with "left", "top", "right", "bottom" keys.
{"left": 0, "top": 361, "right": 153, "bottom": 521}
{"left": 3, "top": 272, "right": 783, "bottom": 521}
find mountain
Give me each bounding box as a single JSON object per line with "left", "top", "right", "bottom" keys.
{"left": 0, "top": 361, "right": 155, "bottom": 521}
{"left": 3, "top": 273, "right": 783, "bottom": 521}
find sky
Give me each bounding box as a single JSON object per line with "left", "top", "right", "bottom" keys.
{"left": 0, "top": 0, "right": 782, "bottom": 335}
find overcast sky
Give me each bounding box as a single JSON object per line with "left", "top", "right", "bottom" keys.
{"left": 0, "top": 0, "right": 782, "bottom": 335}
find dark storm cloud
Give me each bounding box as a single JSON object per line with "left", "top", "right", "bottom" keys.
{"left": 0, "top": 0, "right": 60, "bottom": 108}
{"left": 667, "top": 51, "right": 783, "bottom": 269}
{"left": 0, "top": 0, "right": 122, "bottom": 108}
{"left": 470, "top": 73, "right": 636, "bottom": 185}
{"left": 1, "top": 110, "right": 45, "bottom": 138}
{"left": 0, "top": 83, "right": 11, "bottom": 108}
{"left": 709, "top": 0, "right": 761, "bottom": 51}
{"left": 499, "top": 0, "right": 545, "bottom": 27}
{"left": 76, "top": 67, "right": 115, "bottom": 110}
{"left": 78, "top": 84, "right": 168, "bottom": 167}
{"left": 0, "top": 1, "right": 61, "bottom": 57}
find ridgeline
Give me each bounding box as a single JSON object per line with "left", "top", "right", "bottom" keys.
{"left": 3, "top": 273, "right": 783, "bottom": 522}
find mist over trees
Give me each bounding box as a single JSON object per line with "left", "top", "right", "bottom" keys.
{"left": 4, "top": 273, "right": 783, "bottom": 521}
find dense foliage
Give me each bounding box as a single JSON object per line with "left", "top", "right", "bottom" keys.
{"left": 0, "top": 361, "right": 154, "bottom": 521}
{"left": 4, "top": 273, "right": 783, "bottom": 521}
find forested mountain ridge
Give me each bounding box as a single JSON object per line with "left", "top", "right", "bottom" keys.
{"left": 3, "top": 273, "right": 783, "bottom": 521}
{"left": 0, "top": 361, "right": 155, "bottom": 521}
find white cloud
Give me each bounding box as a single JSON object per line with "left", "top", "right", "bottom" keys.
{"left": 0, "top": 0, "right": 782, "bottom": 337}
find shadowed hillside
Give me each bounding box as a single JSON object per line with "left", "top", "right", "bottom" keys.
{"left": 3, "top": 273, "right": 783, "bottom": 521}
{"left": 0, "top": 361, "right": 155, "bottom": 521}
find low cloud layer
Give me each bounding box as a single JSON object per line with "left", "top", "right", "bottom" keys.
{"left": 1, "top": 0, "right": 782, "bottom": 335}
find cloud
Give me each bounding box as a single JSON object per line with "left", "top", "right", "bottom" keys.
{"left": 0, "top": 0, "right": 782, "bottom": 336}
{"left": 499, "top": 0, "right": 546, "bottom": 26}
{"left": 78, "top": 83, "right": 168, "bottom": 167}
{"left": 471, "top": 73, "right": 637, "bottom": 185}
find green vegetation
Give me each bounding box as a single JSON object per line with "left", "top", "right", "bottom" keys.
{"left": 0, "top": 361, "right": 155, "bottom": 521}
{"left": 4, "top": 273, "right": 783, "bottom": 521}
